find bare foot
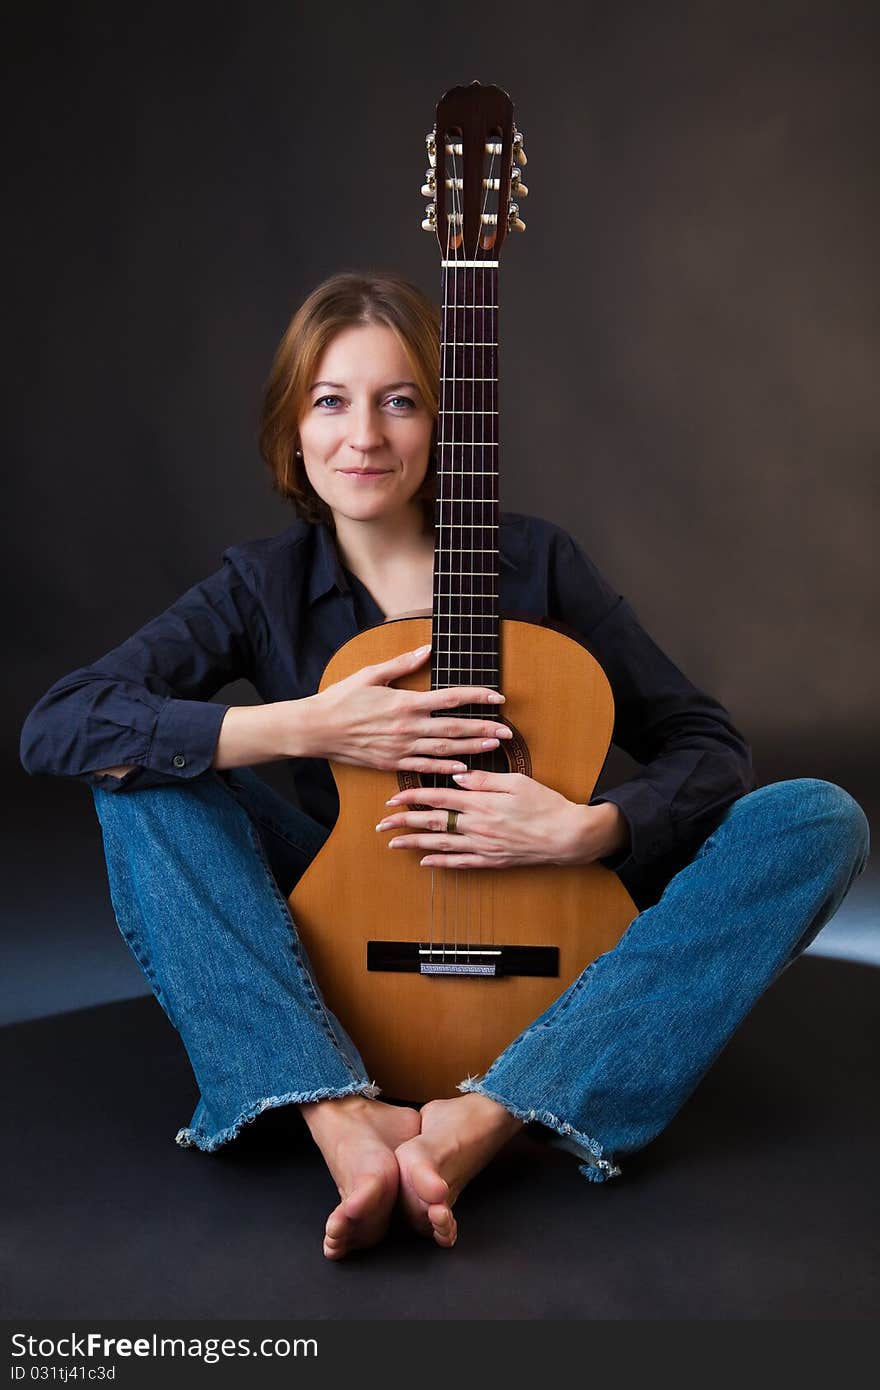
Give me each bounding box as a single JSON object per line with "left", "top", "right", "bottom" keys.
{"left": 299, "top": 1094, "right": 421, "bottom": 1259}
{"left": 394, "top": 1093, "right": 524, "bottom": 1248}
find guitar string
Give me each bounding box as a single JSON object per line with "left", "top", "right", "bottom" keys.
{"left": 432, "top": 149, "right": 453, "bottom": 967}
{"left": 430, "top": 184, "right": 450, "bottom": 971}
{"left": 454, "top": 141, "right": 468, "bottom": 962}
{"left": 440, "top": 134, "right": 463, "bottom": 966}
{"left": 475, "top": 157, "right": 488, "bottom": 958}
{"left": 451, "top": 139, "right": 467, "bottom": 962}
{"left": 428, "top": 146, "right": 449, "bottom": 971}
{"left": 484, "top": 140, "right": 500, "bottom": 961}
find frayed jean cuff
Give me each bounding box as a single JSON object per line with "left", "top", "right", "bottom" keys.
{"left": 456, "top": 1076, "right": 621, "bottom": 1185}
{"left": 175, "top": 1078, "right": 382, "bottom": 1153}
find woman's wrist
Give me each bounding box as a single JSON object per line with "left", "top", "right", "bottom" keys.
{"left": 279, "top": 695, "right": 325, "bottom": 760}
{"left": 213, "top": 698, "right": 322, "bottom": 769}
{"left": 558, "top": 800, "right": 630, "bottom": 866}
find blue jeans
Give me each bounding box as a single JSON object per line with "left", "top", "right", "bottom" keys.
{"left": 91, "top": 772, "right": 869, "bottom": 1183}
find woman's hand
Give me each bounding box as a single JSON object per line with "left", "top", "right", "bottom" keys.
{"left": 301, "top": 644, "right": 512, "bottom": 776}
{"left": 375, "top": 768, "right": 630, "bottom": 869}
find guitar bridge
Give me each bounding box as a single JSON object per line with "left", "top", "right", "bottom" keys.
{"left": 367, "top": 941, "right": 559, "bottom": 978}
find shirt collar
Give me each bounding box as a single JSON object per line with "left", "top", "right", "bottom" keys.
{"left": 307, "top": 520, "right": 518, "bottom": 607}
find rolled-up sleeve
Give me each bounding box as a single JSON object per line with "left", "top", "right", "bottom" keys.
{"left": 548, "top": 528, "right": 756, "bottom": 871}
{"left": 19, "top": 557, "right": 265, "bottom": 793}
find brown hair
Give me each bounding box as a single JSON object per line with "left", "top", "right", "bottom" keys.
{"left": 259, "top": 271, "right": 440, "bottom": 532}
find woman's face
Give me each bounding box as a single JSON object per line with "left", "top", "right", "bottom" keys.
{"left": 298, "top": 322, "right": 434, "bottom": 526}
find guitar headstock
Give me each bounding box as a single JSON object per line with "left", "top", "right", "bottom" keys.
{"left": 421, "top": 81, "right": 528, "bottom": 261}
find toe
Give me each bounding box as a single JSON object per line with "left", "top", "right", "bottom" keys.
{"left": 324, "top": 1206, "right": 350, "bottom": 1254}
{"left": 409, "top": 1158, "right": 450, "bottom": 1206}
{"left": 428, "top": 1203, "right": 458, "bottom": 1248}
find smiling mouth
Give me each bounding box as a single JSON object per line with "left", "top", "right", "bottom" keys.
{"left": 340, "top": 469, "right": 391, "bottom": 476}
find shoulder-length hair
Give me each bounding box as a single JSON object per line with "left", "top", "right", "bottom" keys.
{"left": 259, "top": 271, "right": 440, "bottom": 533}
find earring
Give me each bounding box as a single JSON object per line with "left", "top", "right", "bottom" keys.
{"left": 295, "top": 448, "right": 303, "bottom": 458}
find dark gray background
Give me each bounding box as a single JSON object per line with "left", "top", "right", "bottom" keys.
{"left": 5, "top": 0, "right": 877, "bottom": 1021}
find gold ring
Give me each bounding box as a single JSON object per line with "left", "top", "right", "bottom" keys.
{"left": 446, "top": 809, "right": 459, "bottom": 834}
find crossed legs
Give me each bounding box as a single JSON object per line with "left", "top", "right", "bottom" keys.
{"left": 92, "top": 769, "right": 868, "bottom": 1259}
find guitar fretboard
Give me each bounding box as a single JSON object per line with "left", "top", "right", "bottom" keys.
{"left": 432, "top": 263, "right": 500, "bottom": 698}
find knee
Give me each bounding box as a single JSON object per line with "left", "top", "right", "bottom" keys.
{"left": 757, "top": 778, "right": 870, "bottom": 877}
{"left": 91, "top": 769, "right": 237, "bottom": 832}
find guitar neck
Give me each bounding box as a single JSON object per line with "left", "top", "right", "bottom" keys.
{"left": 431, "top": 262, "right": 501, "bottom": 694}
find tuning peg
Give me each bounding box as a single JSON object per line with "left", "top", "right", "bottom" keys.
{"left": 512, "top": 129, "right": 528, "bottom": 166}
{"left": 508, "top": 202, "right": 526, "bottom": 232}
{"left": 425, "top": 132, "right": 436, "bottom": 167}
{"left": 421, "top": 170, "right": 436, "bottom": 197}
{"left": 512, "top": 170, "right": 529, "bottom": 197}
{"left": 421, "top": 204, "right": 436, "bottom": 231}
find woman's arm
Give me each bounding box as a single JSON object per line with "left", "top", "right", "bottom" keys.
{"left": 20, "top": 557, "right": 272, "bottom": 791}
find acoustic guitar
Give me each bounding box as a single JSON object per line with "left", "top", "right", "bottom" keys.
{"left": 289, "top": 81, "right": 637, "bottom": 1102}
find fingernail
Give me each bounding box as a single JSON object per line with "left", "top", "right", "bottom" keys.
{"left": 452, "top": 763, "right": 468, "bottom": 772}
{"left": 452, "top": 773, "right": 469, "bottom": 781}
{"left": 481, "top": 739, "right": 499, "bottom": 749}
{"left": 496, "top": 727, "right": 512, "bottom": 738}
{"left": 488, "top": 692, "right": 505, "bottom": 702}
{"left": 416, "top": 643, "right": 432, "bottom": 654}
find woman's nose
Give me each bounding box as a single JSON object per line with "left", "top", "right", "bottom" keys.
{"left": 347, "top": 404, "right": 384, "bottom": 451}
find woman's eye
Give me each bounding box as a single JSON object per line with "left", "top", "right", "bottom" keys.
{"left": 387, "top": 396, "right": 415, "bottom": 410}
{"left": 314, "top": 394, "right": 342, "bottom": 409}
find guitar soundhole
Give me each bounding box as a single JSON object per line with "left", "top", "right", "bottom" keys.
{"left": 397, "top": 719, "right": 531, "bottom": 801}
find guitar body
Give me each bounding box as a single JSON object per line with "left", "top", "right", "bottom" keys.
{"left": 289, "top": 614, "right": 638, "bottom": 1102}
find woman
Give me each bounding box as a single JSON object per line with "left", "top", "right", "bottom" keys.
{"left": 19, "top": 271, "right": 869, "bottom": 1261}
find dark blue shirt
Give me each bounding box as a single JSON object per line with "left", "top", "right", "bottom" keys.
{"left": 19, "top": 511, "right": 756, "bottom": 910}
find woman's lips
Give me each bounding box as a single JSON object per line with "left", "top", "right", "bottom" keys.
{"left": 340, "top": 469, "right": 391, "bottom": 479}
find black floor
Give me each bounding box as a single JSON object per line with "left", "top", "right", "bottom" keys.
{"left": 2, "top": 955, "right": 877, "bottom": 1320}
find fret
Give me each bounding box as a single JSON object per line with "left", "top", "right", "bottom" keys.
{"left": 439, "top": 377, "right": 498, "bottom": 382}
{"left": 437, "top": 444, "right": 499, "bottom": 451}
{"left": 432, "top": 515, "right": 499, "bottom": 520}
{"left": 440, "top": 410, "right": 498, "bottom": 416}
{"left": 441, "top": 341, "right": 498, "bottom": 347}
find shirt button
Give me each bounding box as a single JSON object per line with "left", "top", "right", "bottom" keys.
{"left": 172, "top": 753, "right": 187, "bottom": 769}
